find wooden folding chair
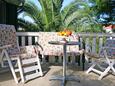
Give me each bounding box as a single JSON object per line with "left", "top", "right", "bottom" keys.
{"left": 86, "top": 38, "right": 115, "bottom": 80}
{"left": 0, "top": 24, "right": 43, "bottom": 83}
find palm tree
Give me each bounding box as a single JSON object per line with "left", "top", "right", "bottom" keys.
{"left": 18, "top": 0, "right": 109, "bottom": 32}
{"left": 71, "top": 0, "right": 109, "bottom": 32}
{"left": 18, "top": 0, "right": 94, "bottom": 32}
{"left": 18, "top": 0, "right": 61, "bottom": 31}
{"left": 65, "top": 0, "right": 101, "bottom": 32}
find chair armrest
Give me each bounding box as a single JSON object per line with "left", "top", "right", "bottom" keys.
{"left": 85, "top": 44, "right": 92, "bottom": 54}
{"left": 20, "top": 42, "right": 44, "bottom": 59}
{"left": 35, "top": 42, "right": 43, "bottom": 51}
{"left": 84, "top": 44, "right": 93, "bottom": 62}
{"left": 35, "top": 42, "right": 44, "bottom": 58}
{"left": 78, "top": 49, "right": 85, "bottom": 55}
{"left": 0, "top": 45, "right": 12, "bottom": 50}
{"left": 20, "top": 46, "right": 36, "bottom": 54}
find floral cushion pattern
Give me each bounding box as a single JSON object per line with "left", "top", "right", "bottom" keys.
{"left": 0, "top": 24, "right": 38, "bottom": 59}
{"left": 0, "top": 24, "right": 83, "bottom": 58}
{"left": 38, "top": 32, "right": 63, "bottom": 56}
{"left": 105, "top": 39, "right": 115, "bottom": 57}
{"left": 0, "top": 24, "right": 20, "bottom": 55}
{"left": 18, "top": 46, "right": 37, "bottom": 59}
{"left": 99, "top": 38, "right": 115, "bottom": 58}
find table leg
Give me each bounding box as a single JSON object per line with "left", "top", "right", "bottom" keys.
{"left": 50, "top": 44, "right": 67, "bottom": 86}
{"left": 63, "top": 44, "right": 67, "bottom": 85}
{"left": 50, "top": 44, "right": 80, "bottom": 86}
{"left": 82, "top": 53, "right": 85, "bottom": 71}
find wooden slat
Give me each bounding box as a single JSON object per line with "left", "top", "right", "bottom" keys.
{"left": 77, "top": 33, "right": 115, "bottom": 37}
{"left": 28, "top": 36, "right": 32, "bottom": 45}
{"left": 99, "top": 37, "right": 103, "bottom": 53}
{"left": 21, "top": 36, "right": 25, "bottom": 46}
{"left": 79, "top": 37, "right": 82, "bottom": 49}
{"left": 22, "top": 58, "right": 37, "bottom": 65}
{"left": 16, "top": 32, "right": 39, "bottom": 36}
{"left": 14, "top": 69, "right": 20, "bottom": 72}
{"left": 85, "top": 37, "right": 90, "bottom": 52}
{"left": 92, "top": 37, "right": 96, "bottom": 53}
{"left": 16, "top": 37, "right": 19, "bottom": 42}
{"left": 23, "top": 65, "right": 39, "bottom": 73}
{"left": 35, "top": 37, "right": 39, "bottom": 43}
{"left": 25, "top": 72, "right": 41, "bottom": 81}
{"left": 92, "top": 69, "right": 102, "bottom": 74}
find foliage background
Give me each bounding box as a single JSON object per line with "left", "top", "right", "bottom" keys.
{"left": 17, "top": 0, "right": 113, "bottom": 33}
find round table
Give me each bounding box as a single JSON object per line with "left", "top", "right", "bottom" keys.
{"left": 49, "top": 41, "right": 81, "bottom": 86}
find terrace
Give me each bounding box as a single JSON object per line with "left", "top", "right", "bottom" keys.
{"left": 0, "top": 31, "right": 115, "bottom": 86}
{"left": 0, "top": 0, "right": 115, "bottom": 86}
{"left": 0, "top": 65, "right": 115, "bottom": 86}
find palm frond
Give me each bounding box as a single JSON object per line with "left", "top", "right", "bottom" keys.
{"left": 21, "top": 1, "right": 45, "bottom": 31}
{"left": 18, "top": 18, "right": 40, "bottom": 31}
{"left": 38, "top": 0, "right": 53, "bottom": 31}
{"left": 64, "top": 9, "right": 89, "bottom": 27}
{"left": 61, "top": 0, "right": 89, "bottom": 23}
{"left": 51, "top": 0, "right": 63, "bottom": 31}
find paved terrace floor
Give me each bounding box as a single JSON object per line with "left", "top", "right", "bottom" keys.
{"left": 0, "top": 63, "right": 115, "bottom": 86}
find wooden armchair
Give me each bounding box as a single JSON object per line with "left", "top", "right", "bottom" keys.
{"left": 0, "top": 24, "right": 43, "bottom": 83}
{"left": 85, "top": 38, "right": 115, "bottom": 80}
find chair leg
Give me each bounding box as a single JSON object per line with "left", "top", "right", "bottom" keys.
{"left": 0, "top": 50, "right": 7, "bottom": 68}
{"left": 111, "top": 66, "right": 115, "bottom": 72}
{"left": 1, "top": 61, "right": 5, "bottom": 67}
{"left": 17, "top": 57, "right": 25, "bottom": 83}
{"left": 109, "top": 61, "right": 115, "bottom": 73}
{"left": 98, "top": 66, "right": 111, "bottom": 80}
{"left": 4, "top": 50, "right": 18, "bottom": 83}
{"left": 82, "top": 53, "right": 85, "bottom": 71}
{"left": 98, "top": 60, "right": 115, "bottom": 80}
{"left": 36, "top": 56, "right": 43, "bottom": 76}
{"left": 77, "top": 56, "right": 81, "bottom": 66}
{"left": 86, "top": 63, "right": 96, "bottom": 74}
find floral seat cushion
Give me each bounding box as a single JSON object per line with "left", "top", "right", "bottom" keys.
{"left": 10, "top": 46, "right": 38, "bottom": 59}
{"left": 104, "top": 38, "right": 115, "bottom": 58}
{"left": 0, "top": 24, "right": 40, "bottom": 59}
{"left": 0, "top": 24, "right": 20, "bottom": 55}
